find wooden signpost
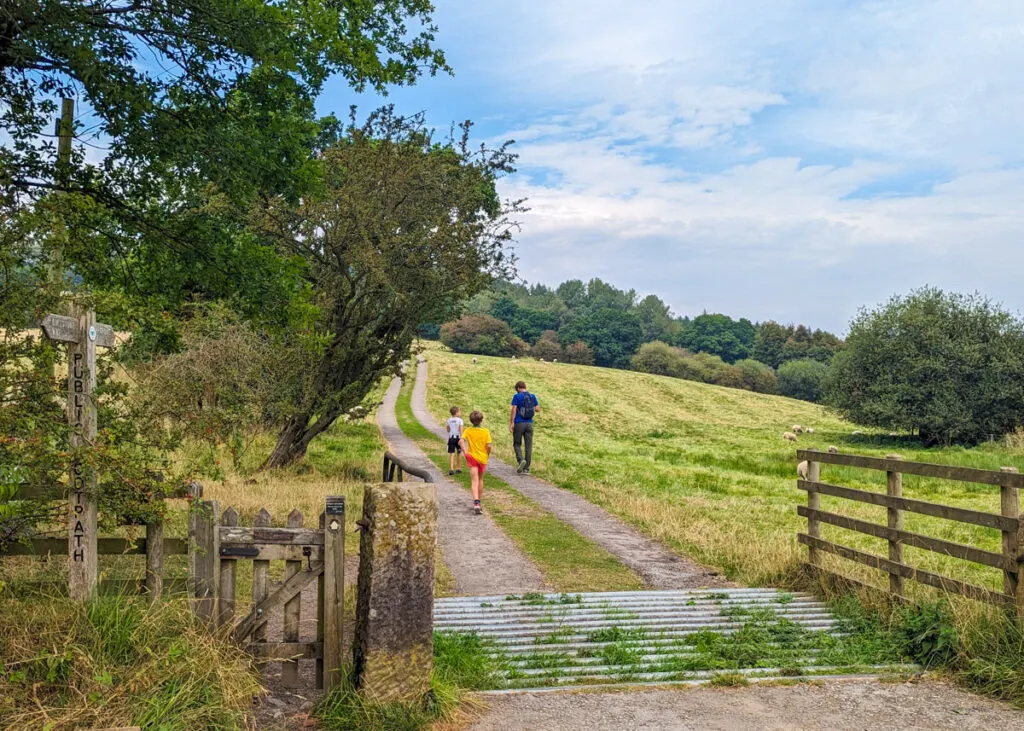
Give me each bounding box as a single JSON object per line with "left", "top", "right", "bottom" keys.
{"left": 42, "top": 309, "right": 116, "bottom": 600}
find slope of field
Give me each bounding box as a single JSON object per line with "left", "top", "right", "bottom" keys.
{"left": 423, "top": 345, "right": 1024, "bottom": 592}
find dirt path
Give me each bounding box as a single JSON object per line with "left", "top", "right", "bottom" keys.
{"left": 378, "top": 375, "right": 545, "bottom": 596}
{"left": 412, "top": 359, "right": 725, "bottom": 589}
{"left": 466, "top": 680, "right": 1023, "bottom": 730}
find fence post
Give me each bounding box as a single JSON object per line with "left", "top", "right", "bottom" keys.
{"left": 887, "top": 454, "right": 904, "bottom": 597}
{"left": 281, "top": 509, "right": 304, "bottom": 687}
{"left": 806, "top": 458, "right": 821, "bottom": 570}
{"left": 218, "top": 507, "right": 238, "bottom": 630}
{"left": 145, "top": 519, "right": 164, "bottom": 600}
{"left": 1000, "top": 467, "right": 1022, "bottom": 615}
{"left": 316, "top": 511, "right": 325, "bottom": 690}
{"left": 189, "top": 499, "right": 220, "bottom": 625}
{"left": 323, "top": 496, "right": 346, "bottom": 693}
{"left": 252, "top": 508, "right": 272, "bottom": 647}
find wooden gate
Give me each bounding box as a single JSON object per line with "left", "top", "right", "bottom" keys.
{"left": 188, "top": 496, "right": 346, "bottom": 691}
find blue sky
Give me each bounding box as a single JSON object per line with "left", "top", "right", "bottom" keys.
{"left": 319, "top": 0, "right": 1024, "bottom": 333}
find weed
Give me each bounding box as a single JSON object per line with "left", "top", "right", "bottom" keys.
{"left": 534, "top": 628, "right": 576, "bottom": 645}
{"left": 587, "top": 626, "right": 648, "bottom": 643}
{"left": 316, "top": 668, "right": 460, "bottom": 731}
{"left": 708, "top": 672, "right": 749, "bottom": 687}
{"left": 433, "top": 632, "right": 505, "bottom": 690}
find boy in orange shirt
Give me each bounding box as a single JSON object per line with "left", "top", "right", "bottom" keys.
{"left": 459, "top": 410, "right": 492, "bottom": 515}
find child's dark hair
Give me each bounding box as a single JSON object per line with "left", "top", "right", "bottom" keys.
{"left": 469, "top": 410, "right": 484, "bottom": 426}
{"left": 515, "top": 380, "right": 527, "bottom": 391}
{"left": 450, "top": 406, "right": 460, "bottom": 416}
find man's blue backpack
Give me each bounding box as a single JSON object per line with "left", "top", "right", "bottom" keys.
{"left": 517, "top": 393, "right": 537, "bottom": 420}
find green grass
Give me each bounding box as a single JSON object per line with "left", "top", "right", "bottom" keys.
{"left": 0, "top": 592, "right": 261, "bottom": 730}
{"left": 423, "top": 344, "right": 1024, "bottom": 592}
{"left": 394, "top": 377, "right": 644, "bottom": 592}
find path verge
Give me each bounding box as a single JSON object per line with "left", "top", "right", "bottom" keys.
{"left": 413, "top": 358, "right": 726, "bottom": 589}
{"left": 378, "top": 375, "right": 545, "bottom": 596}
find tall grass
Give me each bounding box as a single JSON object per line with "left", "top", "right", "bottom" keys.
{"left": 0, "top": 592, "right": 262, "bottom": 730}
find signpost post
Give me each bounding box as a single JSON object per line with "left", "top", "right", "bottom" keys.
{"left": 42, "top": 310, "right": 116, "bottom": 600}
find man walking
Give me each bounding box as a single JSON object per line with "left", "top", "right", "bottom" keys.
{"left": 510, "top": 380, "right": 540, "bottom": 474}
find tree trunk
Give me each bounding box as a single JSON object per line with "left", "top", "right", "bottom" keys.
{"left": 262, "top": 407, "right": 346, "bottom": 469}
{"left": 263, "top": 413, "right": 314, "bottom": 469}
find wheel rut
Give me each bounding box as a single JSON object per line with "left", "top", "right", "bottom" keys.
{"left": 378, "top": 375, "right": 546, "bottom": 596}
{"left": 412, "top": 358, "right": 727, "bottom": 590}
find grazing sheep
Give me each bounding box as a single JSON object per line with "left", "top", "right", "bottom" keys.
{"left": 797, "top": 460, "right": 809, "bottom": 480}
{"left": 792, "top": 424, "right": 803, "bottom": 434}
{"left": 827, "top": 445, "right": 839, "bottom": 454}
{"left": 511, "top": 356, "right": 518, "bottom": 362}
{"left": 539, "top": 358, "right": 546, "bottom": 363}
{"left": 783, "top": 431, "right": 798, "bottom": 442}
{"left": 553, "top": 358, "right": 558, "bottom": 363}
{"left": 472, "top": 357, "right": 478, "bottom": 364}
{"left": 805, "top": 427, "right": 815, "bottom": 434}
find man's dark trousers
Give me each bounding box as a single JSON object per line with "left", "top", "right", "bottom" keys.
{"left": 513, "top": 421, "right": 533, "bottom": 470}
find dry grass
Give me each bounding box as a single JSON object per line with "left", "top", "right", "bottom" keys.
{"left": 422, "top": 343, "right": 1024, "bottom": 594}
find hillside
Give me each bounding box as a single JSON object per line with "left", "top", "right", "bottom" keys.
{"left": 422, "top": 344, "right": 1024, "bottom": 590}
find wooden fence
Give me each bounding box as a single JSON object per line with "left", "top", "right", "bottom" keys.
{"left": 0, "top": 482, "right": 201, "bottom": 598}
{"left": 188, "top": 496, "right": 346, "bottom": 692}
{"left": 797, "top": 449, "right": 1024, "bottom": 615}
{"left": 382, "top": 450, "right": 434, "bottom": 483}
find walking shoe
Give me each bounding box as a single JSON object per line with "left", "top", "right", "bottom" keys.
{"left": 473, "top": 501, "right": 482, "bottom": 515}
{"left": 448, "top": 470, "right": 454, "bottom": 475}
{"left": 522, "top": 468, "right": 530, "bottom": 475}
{"left": 517, "top": 459, "right": 527, "bottom": 474}
{"left": 455, "top": 469, "right": 462, "bottom": 474}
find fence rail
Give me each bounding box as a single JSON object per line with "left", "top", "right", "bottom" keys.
{"left": 796, "top": 449, "right": 1023, "bottom": 614}
{"left": 382, "top": 450, "right": 434, "bottom": 483}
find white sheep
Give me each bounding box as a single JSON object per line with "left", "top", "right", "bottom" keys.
{"left": 805, "top": 427, "right": 815, "bottom": 434}
{"left": 472, "top": 357, "right": 478, "bottom": 364}
{"left": 792, "top": 424, "right": 803, "bottom": 434}
{"left": 797, "top": 460, "right": 809, "bottom": 480}
{"left": 539, "top": 358, "right": 546, "bottom": 363}
{"left": 553, "top": 358, "right": 558, "bottom": 363}
{"left": 827, "top": 445, "right": 839, "bottom": 454}
{"left": 783, "top": 432, "right": 798, "bottom": 442}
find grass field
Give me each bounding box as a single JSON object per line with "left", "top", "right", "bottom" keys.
{"left": 422, "top": 343, "right": 1024, "bottom": 595}
{"left": 394, "top": 378, "right": 643, "bottom": 592}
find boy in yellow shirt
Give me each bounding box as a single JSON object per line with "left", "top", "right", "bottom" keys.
{"left": 459, "top": 410, "right": 492, "bottom": 515}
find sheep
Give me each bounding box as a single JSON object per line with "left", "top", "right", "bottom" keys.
{"left": 805, "top": 427, "right": 815, "bottom": 434}
{"left": 791, "top": 424, "right": 803, "bottom": 434}
{"left": 783, "top": 432, "right": 798, "bottom": 442}
{"left": 472, "top": 357, "right": 478, "bottom": 365}
{"left": 553, "top": 358, "right": 558, "bottom": 363}
{"left": 797, "top": 460, "right": 809, "bottom": 480}
{"left": 539, "top": 358, "right": 546, "bottom": 363}
{"left": 827, "top": 445, "right": 839, "bottom": 454}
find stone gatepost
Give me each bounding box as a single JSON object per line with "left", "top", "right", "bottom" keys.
{"left": 353, "top": 482, "right": 437, "bottom": 702}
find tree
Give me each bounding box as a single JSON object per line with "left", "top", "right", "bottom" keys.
{"left": 559, "top": 307, "right": 643, "bottom": 368}
{"left": 563, "top": 341, "right": 594, "bottom": 365}
{"left": 676, "top": 313, "right": 756, "bottom": 363}
{"left": 779, "top": 359, "right": 829, "bottom": 402}
{"left": 734, "top": 359, "right": 778, "bottom": 394}
{"left": 441, "top": 315, "right": 527, "bottom": 358}
{"left": 258, "top": 110, "right": 522, "bottom": 467}
{"left": 530, "top": 331, "right": 563, "bottom": 360}
{"left": 825, "top": 288, "right": 1024, "bottom": 445}
{"left": 635, "top": 294, "right": 678, "bottom": 342}
{"left": 490, "top": 296, "right": 560, "bottom": 343}
{"left": 631, "top": 341, "right": 688, "bottom": 377}
{"left": 754, "top": 320, "right": 843, "bottom": 368}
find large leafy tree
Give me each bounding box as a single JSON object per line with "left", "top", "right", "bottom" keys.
{"left": 825, "top": 288, "right": 1024, "bottom": 445}
{"left": 257, "top": 109, "right": 522, "bottom": 467}
{"left": 676, "top": 313, "right": 756, "bottom": 364}
{"left": 559, "top": 307, "right": 643, "bottom": 369}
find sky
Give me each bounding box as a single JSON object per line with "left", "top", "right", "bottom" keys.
{"left": 321, "top": 0, "right": 1024, "bottom": 333}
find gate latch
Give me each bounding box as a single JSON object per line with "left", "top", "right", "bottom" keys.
{"left": 303, "top": 545, "right": 312, "bottom": 571}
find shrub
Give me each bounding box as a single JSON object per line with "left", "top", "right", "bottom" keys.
{"left": 531, "top": 331, "right": 563, "bottom": 361}
{"left": 734, "top": 359, "right": 778, "bottom": 394}
{"left": 691, "top": 352, "right": 728, "bottom": 383}
{"left": 631, "top": 341, "right": 688, "bottom": 377}
{"left": 778, "top": 359, "right": 828, "bottom": 402}
{"left": 713, "top": 364, "right": 746, "bottom": 389}
{"left": 440, "top": 315, "right": 527, "bottom": 357}
{"left": 563, "top": 341, "right": 594, "bottom": 366}
{"left": 826, "top": 287, "right": 1024, "bottom": 445}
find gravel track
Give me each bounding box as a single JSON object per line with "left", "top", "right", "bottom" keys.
{"left": 378, "top": 375, "right": 545, "bottom": 596}
{"left": 466, "top": 680, "right": 1023, "bottom": 730}
{"left": 412, "top": 358, "right": 726, "bottom": 589}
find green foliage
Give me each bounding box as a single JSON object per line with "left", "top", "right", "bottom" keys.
{"left": 894, "top": 600, "right": 958, "bottom": 668}
{"left": 316, "top": 666, "right": 460, "bottom": 731}
{"left": 260, "top": 109, "right": 522, "bottom": 466}
{"left": 826, "top": 287, "right": 1024, "bottom": 445}
{"left": 441, "top": 314, "right": 528, "bottom": 357}
{"left": 630, "top": 341, "right": 689, "bottom": 377}
{"left": 490, "top": 296, "right": 560, "bottom": 343}
{"left": 734, "top": 358, "right": 778, "bottom": 394}
{"left": 563, "top": 340, "right": 595, "bottom": 365}
{"left": 0, "top": 594, "right": 260, "bottom": 729}
{"left": 559, "top": 307, "right": 643, "bottom": 368}
{"left": 753, "top": 321, "right": 843, "bottom": 368}
{"left": 778, "top": 358, "right": 829, "bottom": 402}
{"left": 676, "top": 313, "right": 756, "bottom": 364}
{"left": 433, "top": 632, "right": 504, "bottom": 690}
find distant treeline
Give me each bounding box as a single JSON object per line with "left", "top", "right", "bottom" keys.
{"left": 422, "top": 278, "right": 842, "bottom": 401}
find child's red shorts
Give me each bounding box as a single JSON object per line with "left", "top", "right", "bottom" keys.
{"left": 464, "top": 454, "right": 487, "bottom": 474}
